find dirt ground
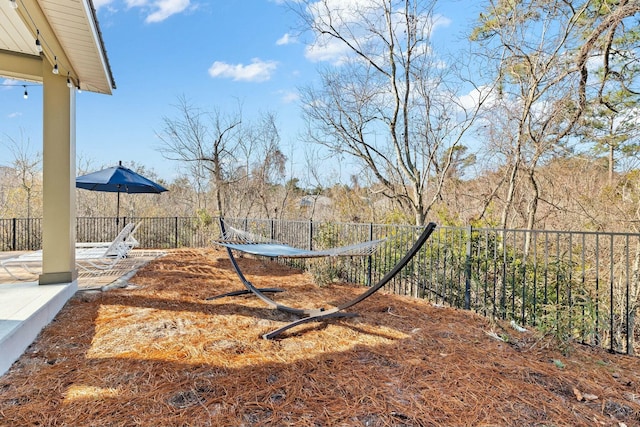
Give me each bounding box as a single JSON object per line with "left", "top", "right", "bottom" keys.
{"left": 1, "top": 247, "right": 640, "bottom": 427}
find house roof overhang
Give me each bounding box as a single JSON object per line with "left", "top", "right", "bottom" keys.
{"left": 0, "top": 0, "right": 115, "bottom": 94}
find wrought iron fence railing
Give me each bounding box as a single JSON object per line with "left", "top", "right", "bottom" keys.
{"left": 1, "top": 216, "right": 639, "bottom": 355}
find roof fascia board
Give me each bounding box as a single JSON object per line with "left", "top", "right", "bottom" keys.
{"left": 81, "top": 0, "right": 115, "bottom": 90}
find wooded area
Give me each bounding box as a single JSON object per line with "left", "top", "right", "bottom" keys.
{"left": 1, "top": 0, "right": 640, "bottom": 234}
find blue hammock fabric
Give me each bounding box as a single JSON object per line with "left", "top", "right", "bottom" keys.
{"left": 215, "top": 223, "right": 385, "bottom": 258}
{"left": 215, "top": 242, "right": 322, "bottom": 258}
{"left": 214, "top": 240, "right": 386, "bottom": 259}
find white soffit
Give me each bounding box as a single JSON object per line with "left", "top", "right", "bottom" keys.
{"left": 0, "top": 0, "right": 114, "bottom": 94}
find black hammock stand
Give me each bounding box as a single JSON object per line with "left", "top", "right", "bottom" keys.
{"left": 209, "top": 218, "right": 437, "bottom": 339}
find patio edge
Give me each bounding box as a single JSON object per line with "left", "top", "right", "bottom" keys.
{"left": 0, "top": 281, "right": 77, "bottom": 377}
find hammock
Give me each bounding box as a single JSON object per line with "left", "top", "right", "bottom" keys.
{"left": 216, "top": 223, "right": 385, "bottom": 258}
{"left": 211, "top": 218, "right": 437, "bottom": 339}
{"left": 215, "top": 239, "right": 386, "bottom": 259}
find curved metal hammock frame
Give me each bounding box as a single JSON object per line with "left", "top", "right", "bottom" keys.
{"left": 211, "top": 218, "right": 437, "bottom": 339}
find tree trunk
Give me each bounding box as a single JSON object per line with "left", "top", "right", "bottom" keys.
{"left": 609, "top": 144, "right": 614, "bottom": 186}
{"left": 629, "top": 238, "right": 640, "bottom": 356}
{"left": 524, "top": 168, "right": 539, "bottom": 255}
{"left": 501, "top": 159, "right": 520, "bottom": 229}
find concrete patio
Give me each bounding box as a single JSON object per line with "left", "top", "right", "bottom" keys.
{"left": 0, "top": 250, "right": 165, "bottom": 376}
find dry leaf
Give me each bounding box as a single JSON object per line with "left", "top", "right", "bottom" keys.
{"left": 573, "top": 387, "right": 584, "bottom": 401}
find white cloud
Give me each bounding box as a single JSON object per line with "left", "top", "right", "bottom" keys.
{"left": 458, "top": 85, "right": 495, "bottom": 111}
{"left": 96, "top": 0, "right": 190, "bottom": 22}
{"left": 125, "top": 0, "right": 147, "bottom": 7}
{"left": 208, "top": 59, "right": 278, "bottom": 82}
{"left": 305, "top": 0, "right": 451, "bottom": 65}
{"left": 276, "top": 33, "right": 296, "bottom": 46}
{"left": 7, "top": 112, "right": 22, "bottom": 119}
{"left": 1, "top": 79, "right": 20, "bottom": 90}
{"left": 432, "top": 14, "right": 451, "bottom": 31}
{"left": 269, "top": 0, "right": 303, "bottom": 4}
{"left": 280, "top": 90, "right": 299, "bottom": 103}
{"left": 303, "top": 0, "right": 377, "bottom": 63}
{"left": 145, "top": 0, "right": 190, "bottom": 23}
{"left": 93, "top": 0, "right": 116, "bottom": 8}
{"left": 305, "top": 37, "right": 352, "bottom": 64}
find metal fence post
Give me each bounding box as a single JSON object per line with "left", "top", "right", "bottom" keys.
{"left": 174, "top": 217, "right": 179, "bottom": 248}
{"left": 308, "top": 219, "right": 313, "bottom": 251}
{"left": 464, "top": 225, "right": 472, "bottom": 310}
{"left": 270, "top": 218, "right": 275, "bottom": 241}
{"left": 11, "top": 218, "right": 16, "bottom": 251}
{"left": 367, "top": 222, "right": 373, "bottom": 287}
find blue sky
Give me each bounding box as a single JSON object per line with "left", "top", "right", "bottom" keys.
{"left": 0, "top": 0, "right": 479, "bottom": 183}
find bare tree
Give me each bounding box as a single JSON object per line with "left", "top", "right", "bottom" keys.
{"left": 157, "top": 96, "right": 241, "bottom": 216}
{"left": 582, "top": 104, "right": 640, "bottom": 185}
{"left": 3, "top": 131, "right": 42, "bottom": 218}
{"left": 576, "top": 1, "right": 640, "bottom": 185}
{"left": 230, "top": 112, "right": 288, "bottom": 219}
{"left": 294, "top": 0, "right": 488, "bottom": 226}
{"left": 473, "top": 0, "right": 640, "bottom": 232}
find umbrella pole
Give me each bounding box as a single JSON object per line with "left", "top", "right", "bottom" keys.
{"left": 116, "top": 191, "right": 120, "bottom": 227}
{"left": 117, "top": 161, "right": 122, "bottom": 227}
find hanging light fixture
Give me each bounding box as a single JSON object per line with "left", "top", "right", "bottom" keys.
{"left": 52, "top": 56, "right": 59, "bottom": 74}
{"left": 35, "top": 30, "right": 43, "bottom": 53}
{"left": 23, "top": 86, "right": 28, "bottom": 99}
{"left": 9, "top": 0, "right": 18, "bottom": 9}
{"left": 66, "top": 72, "right": 73, "bottom": 88}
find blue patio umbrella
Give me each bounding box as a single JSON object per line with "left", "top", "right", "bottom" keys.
{"left": 76, "top": 161, "right": 168, "bottom": 224}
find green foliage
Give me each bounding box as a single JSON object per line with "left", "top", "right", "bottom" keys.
{"left": 424, "top": 227, "right": 606, "bottom": 352}
{"left": 195, "top": 208, "right": 213, "bottom": 227}
{"left": 404, "top": 227, "right": 472, "bottom": 307}
{"left": 313, "top": 222, "right": 341, "bottom": 250}
{"left": 470, "top": 209, "right": 501, "bottom": 229}
{"left": 433, "top": 204, "right": 463, "bottom": 227}
{"left": 309, "top": 222, "right": 356, "bottom": 287}
{"left": 381, "top": 209, "right": 412, "bottom": 225}
{"left": 537, "top": 289, "right": 598, "bottom": 356}
{"left": 308, "top": 258, "right": 341, "bottom": 287}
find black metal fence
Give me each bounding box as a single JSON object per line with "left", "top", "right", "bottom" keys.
{"left": 1, "top": 216, "right": 638, "bottom": 355}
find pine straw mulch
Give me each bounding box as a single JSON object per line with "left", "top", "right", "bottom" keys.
{"left": 1, "top": 248, "right": 640, "bottom": 427}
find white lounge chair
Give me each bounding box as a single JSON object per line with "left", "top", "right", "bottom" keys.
{"left": 1, "top": 224, "right": 135, "bottom": 280}
{"left": 75, "top": 222, "right": 140, "bottom": 254}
